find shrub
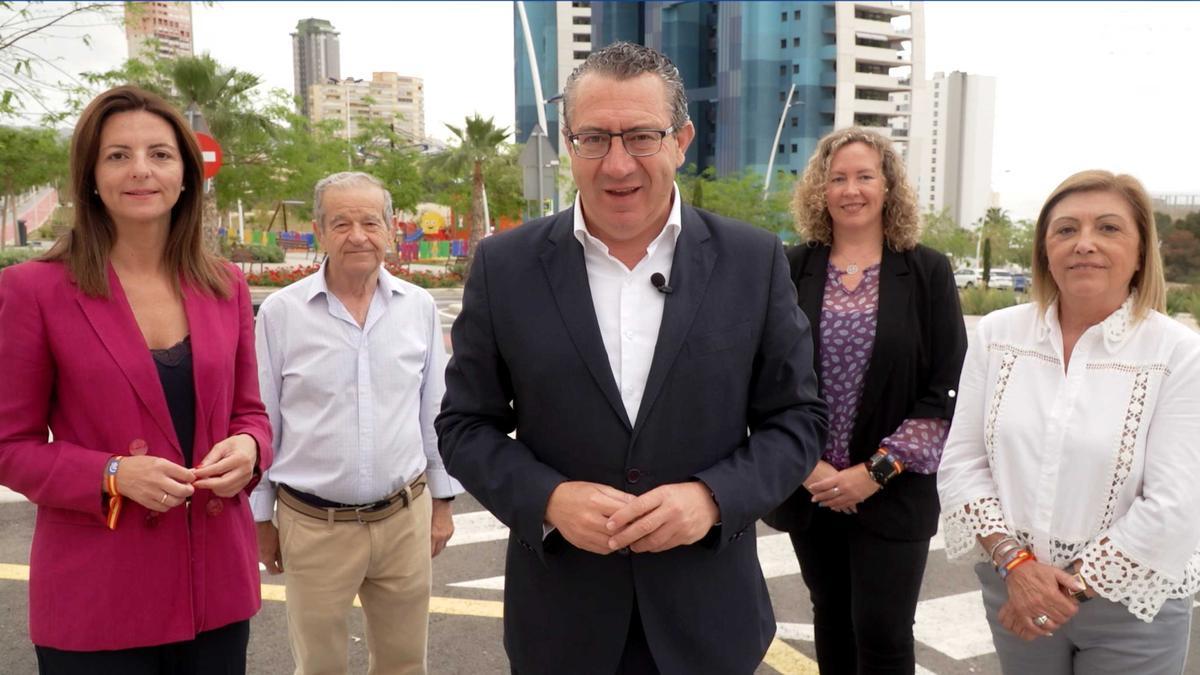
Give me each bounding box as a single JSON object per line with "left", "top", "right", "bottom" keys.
{"left": 0, "top": 248, "right": 37, "bottom": 270}
{"left": 959, "top": 286, "right": 1021, "bottom": 316}
{"left": 244, "top": 263, "right": 464, "bottom": 290}
{"left": 246, "top": 244, "right": 285, "bottom": 263}
{"left": 1166, "top": 286, "right": 1200, "bottom": 318}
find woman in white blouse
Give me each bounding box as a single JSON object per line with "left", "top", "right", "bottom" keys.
{"left": 937, "top": 170, "right": 1200, "bottom": 675}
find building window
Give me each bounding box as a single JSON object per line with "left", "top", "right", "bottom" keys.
{"left": 791, "top": 117, "right": 798, "bottom": 127}
{"left": 572, "top": 15, "right": 591, "bottom": 25}
{"left": 794, "top": 10, "right": 802, "bottom": 19}
{"left": 573, "top": 33, "right": 589, "bottom": 43}
{"left": 780, "top": 65, "right": 787, "bottom": 76}
{"left": 791, "top": 143, "right": 798, "bottom": 153}
{"left": 574, "top": 50, "right": 590, "bottom": 60}
{"left": 780, "top": 39, "right": 787, "bottom": 49}
{"left": 793, "top": 37, "right": 800, "bottom": 47}
{"left": 793, "top": 64, "right": 800, "bottom": 74}
{"left": 781, "top": 11, "right": 787, "bottom": 21}
{"left": 791, "top": 169, "right": 799, "bottom": 176}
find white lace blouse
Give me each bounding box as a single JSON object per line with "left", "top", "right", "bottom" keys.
{"left": 938, "top": 297, "right": 1200, "bottom": 622}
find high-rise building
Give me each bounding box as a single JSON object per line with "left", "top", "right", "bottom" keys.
{"left": 292, "top": 18, "right": 341, "bottom": 116}
{"left": 581, "top": 1, "right": 922, "bottom": 180}
{"left": 912, "top": 71, "right": 996, "bottom": 228}
{"left": 513, "top": 1, "right": 593, "bottom": 152}
{"left": 310, "top": 72, "right": 426, "bottom": 143}
{"left": 124, "top": 1, "right": 194, "bottom": 61}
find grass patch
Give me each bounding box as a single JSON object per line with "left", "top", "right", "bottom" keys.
{"left": 959, "top": 286, "right": 1021, "bottom": 315}
{"left": 0, "top": 248, "right": 38, "bottom": 270}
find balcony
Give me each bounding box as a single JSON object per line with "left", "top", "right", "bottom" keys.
{"left": 851, "top": 98, "right": 898, "bottom": 115}
{"left": 859, "top": 125, "right": 893, "bottom": 138}
{"left": 853, "top": 72, "right": 909, "bottom": 91}
{"left": 852, "top": 18, "right": 910, "bottom": 39}
{"left": 853, "top": 45, "right": 911, "bottom": 66}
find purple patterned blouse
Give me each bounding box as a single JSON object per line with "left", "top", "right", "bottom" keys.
{"left": 818, "top": 262, "right": 947, "bottom": 474}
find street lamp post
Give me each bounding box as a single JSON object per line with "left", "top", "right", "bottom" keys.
{"left": 763, "top": 83, "right": 804, "bottom": 200}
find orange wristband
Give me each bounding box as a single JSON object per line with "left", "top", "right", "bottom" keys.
{"left": 1000, "top": 549, "right": 1035, "bottom": 579}
{"left": 104, "top": 456, "right": 123, "bottom": 530}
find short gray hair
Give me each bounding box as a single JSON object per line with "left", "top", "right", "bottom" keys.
{"left": 562, "top": 42, "right": 689, "bottom": 132}
{"left": 312, "top": 171, "right": 393, "bottom": 229}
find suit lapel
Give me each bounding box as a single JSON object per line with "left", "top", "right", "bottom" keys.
{"left": 540, "top": 213, "right": 633, "bottom": 429}
{"left": 794, "top": 244, "right": 830, "bottom": 372}
{"left": 850, "top": 246, "right": 910, "bottom": 452}
{"left": 75, "top": 265, "right": 181, "bottom": 456}
{"left": 632, "top": 205, "right": 716, "bottom": 433}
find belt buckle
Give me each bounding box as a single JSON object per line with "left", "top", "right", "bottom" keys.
{"left": 354, "top": 503, "right": 374, "bottom": 524}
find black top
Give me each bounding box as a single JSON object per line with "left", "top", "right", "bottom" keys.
{"left": 151, "top": 336, "right": 196, "bottom": 467}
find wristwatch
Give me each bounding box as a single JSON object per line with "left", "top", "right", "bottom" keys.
{"left": 865, "top": 449, "right": 902, "bottom": 487}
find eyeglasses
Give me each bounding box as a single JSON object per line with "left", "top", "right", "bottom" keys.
{"left": 566, "top": 127, "right": 675, "bottom": 159}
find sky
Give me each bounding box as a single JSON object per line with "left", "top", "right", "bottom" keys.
{"left": 6, "top": 1, "right": 1200, "bottom": 220}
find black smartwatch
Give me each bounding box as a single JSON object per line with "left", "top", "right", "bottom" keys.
{"left": 866, "top": 449, "right": 902, "bottom": 487}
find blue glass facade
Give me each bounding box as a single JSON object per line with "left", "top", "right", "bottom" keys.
{"left": 513, "top": 2, "right": 562, "bottom": 153}
{"left": 590, "top": 1, "right": 836, "bottom": 178}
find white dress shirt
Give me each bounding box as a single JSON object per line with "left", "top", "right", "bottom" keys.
{"left": 251, "top": 264, "right": 462, "bottom": 521}
{"left": 572, "top": 184, "right": 682, "bottom": 423}
{"left": 937, "top": 296, "right": 1200, "bottom": 621}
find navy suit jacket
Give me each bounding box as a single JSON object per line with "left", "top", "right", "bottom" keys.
{"left": 437, "top": 205, "right": 828, "bottom": 674}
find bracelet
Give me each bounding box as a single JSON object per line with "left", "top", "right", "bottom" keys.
{"left": 998, "top": 549, "right": 1036, "bottom": 580}
{"left": 994, "top": 545, "right": 1025, "bottom": 572}
{"left": 104, "top": 455, "right": 123, "bottom": 531}
{"left": 987, "top": 536, "right": 1019, "bottom": 562}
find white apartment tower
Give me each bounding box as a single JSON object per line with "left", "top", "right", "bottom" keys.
{"left": 292, "top": 18, "right": 341, "bottom": 116}
{"left": 310, "top": 72, "right": 426, "bottom": 143}
{"left": 832, "top": 2, "right": 925, "bottom": 162}
{"left": 914, "top": 71, "right": 997, "bottom": 229}
{"left": 124, "top": 2, "right": 194, "bottom": 61}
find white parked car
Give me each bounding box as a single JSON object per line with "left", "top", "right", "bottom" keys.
{"left": 954, "top": 268, "right": 981, "bottom": 289}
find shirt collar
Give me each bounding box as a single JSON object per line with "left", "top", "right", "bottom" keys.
{"left": 571, "top": 183, "right": 683, "bottom": 253}
{"left": 1036, "top": 293, "right": 1137, "bottom": 351}
{"left": 304, "top": 260, "right": 407, "bottom": 303}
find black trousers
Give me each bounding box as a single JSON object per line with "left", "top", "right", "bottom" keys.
{"left": 789, "top": 507, "right": 929, "bottom": 675}
{"left": 35, "top": 619, "right": 249, "bottom": 675}
{"left": 511, "top": 598, "right": 658, "bottom": 675}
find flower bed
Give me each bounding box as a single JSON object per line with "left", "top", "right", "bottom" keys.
{"left": 245, "top": 262, "right": 463, "bottom": 289}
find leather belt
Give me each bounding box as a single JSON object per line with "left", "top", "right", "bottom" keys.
{"left": 278, "top": 474, "right": 426, "bottom": 524}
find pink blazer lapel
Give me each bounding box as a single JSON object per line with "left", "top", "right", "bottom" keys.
{"left": 182, "top": 281, "right": 225, "bottom": 457}
{"left": 75, "top": 265, "right": 182, "bottom": 457}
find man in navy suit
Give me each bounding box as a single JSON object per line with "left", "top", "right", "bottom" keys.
{"left": 437, "top": 42, "right": 828, "bottom": 675}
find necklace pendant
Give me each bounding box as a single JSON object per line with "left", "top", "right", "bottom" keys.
{"left": 846, "top": 263, "right": 860, "bottom": 275}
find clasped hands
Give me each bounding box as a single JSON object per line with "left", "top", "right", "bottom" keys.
{"left": 544, "top": 480, "right": 720, "bottom": 555}
{"left": 111, "top": 434, "right": 258, "bottom": 511}
{"left": 806, "top": 460, "right": 879, "bottom": 514}
{"left": 998, "top": 560, "right": 1089, "bottom": 641}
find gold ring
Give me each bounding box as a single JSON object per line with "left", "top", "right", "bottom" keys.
{"left": 160, "top": 493, "right": 169, "bottom": 505}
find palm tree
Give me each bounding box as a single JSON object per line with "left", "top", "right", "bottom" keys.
{"left": 435, "top": 115, "right": 510, "bottom": 279}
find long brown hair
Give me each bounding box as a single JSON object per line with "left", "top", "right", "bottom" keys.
{"left": 44, "top": 85, "right": 230, "bottom": 298}
{"left": 1030, "top": 170, "right": 1165, "bottom": 320}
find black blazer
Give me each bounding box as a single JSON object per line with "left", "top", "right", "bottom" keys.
{"left": 763, "top": 242, "right": 967, "bottom": 541}
{"left": 437, "top": 206, "right": 829, "bottom": 674}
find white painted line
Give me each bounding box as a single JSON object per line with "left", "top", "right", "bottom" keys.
{"left": 448, "top": 575, "right": 506, "bottom": 591}
{"left": 448, "top": 510, "right": 509, "bottom": 547}
{"left": 916, "top": 666, "right": 938, "bottom": 675}
{"left": 0, "top": 486, "right": 26, "bottom": 504}
{"left": 913, "top": 590, "right": 995, "bottom": 660}
{"left": 775, "top": 621, "right": 814, "bottom": 642}
{"left": 758, "top": 533, "right": 801, "bottom": 579}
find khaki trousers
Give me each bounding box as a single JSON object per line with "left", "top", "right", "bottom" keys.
{"left": 278, "top": 487, "right": 432, "bottom": 675}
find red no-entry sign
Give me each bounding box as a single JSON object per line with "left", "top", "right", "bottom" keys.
{"left": 195, "top": 132, "right": 223, "bottom": 180}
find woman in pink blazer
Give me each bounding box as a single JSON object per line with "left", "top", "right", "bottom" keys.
{"left": 0, "top": 86, "right": 272, "bottom": 673}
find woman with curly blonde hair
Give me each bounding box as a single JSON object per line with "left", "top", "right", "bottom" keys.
{"left": 765, "top": 127, "right": 967, "bottom": 674}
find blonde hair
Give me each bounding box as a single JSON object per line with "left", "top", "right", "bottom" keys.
{"left": 1031, "top": 170, "right": 1165, "bottom": 320}
{"left": 791, "top": 127, "right": 920, "bottom": 251}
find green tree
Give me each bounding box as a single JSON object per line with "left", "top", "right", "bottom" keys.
{"left": 350, "top": 119, "right": 424, "bottom": 215}
{"left": 677, "top": 167, "right": 795, "bottom": 234}
{"left": 0, "top": 125, "right": 68, "bottom": 248}
{"left": 1008, "top": 218, "right": 1036, "bottom": 269}
{"left": 977, "top": 207, "right": 1016, "bottom": 265}
{"left": 430, "top": 115, "right": 510, "bottom": 277}
{"left": 0, "top": 2, "right": 114, "bottom": 121}
{"left": 981, "top": 237, "right": 993, "bottom": 289}
{"left": 1162, "top": 229, "right": 1200, "bottom": 282}
{"left": 920, "top": 208, "right": 974, "bottom": 265}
